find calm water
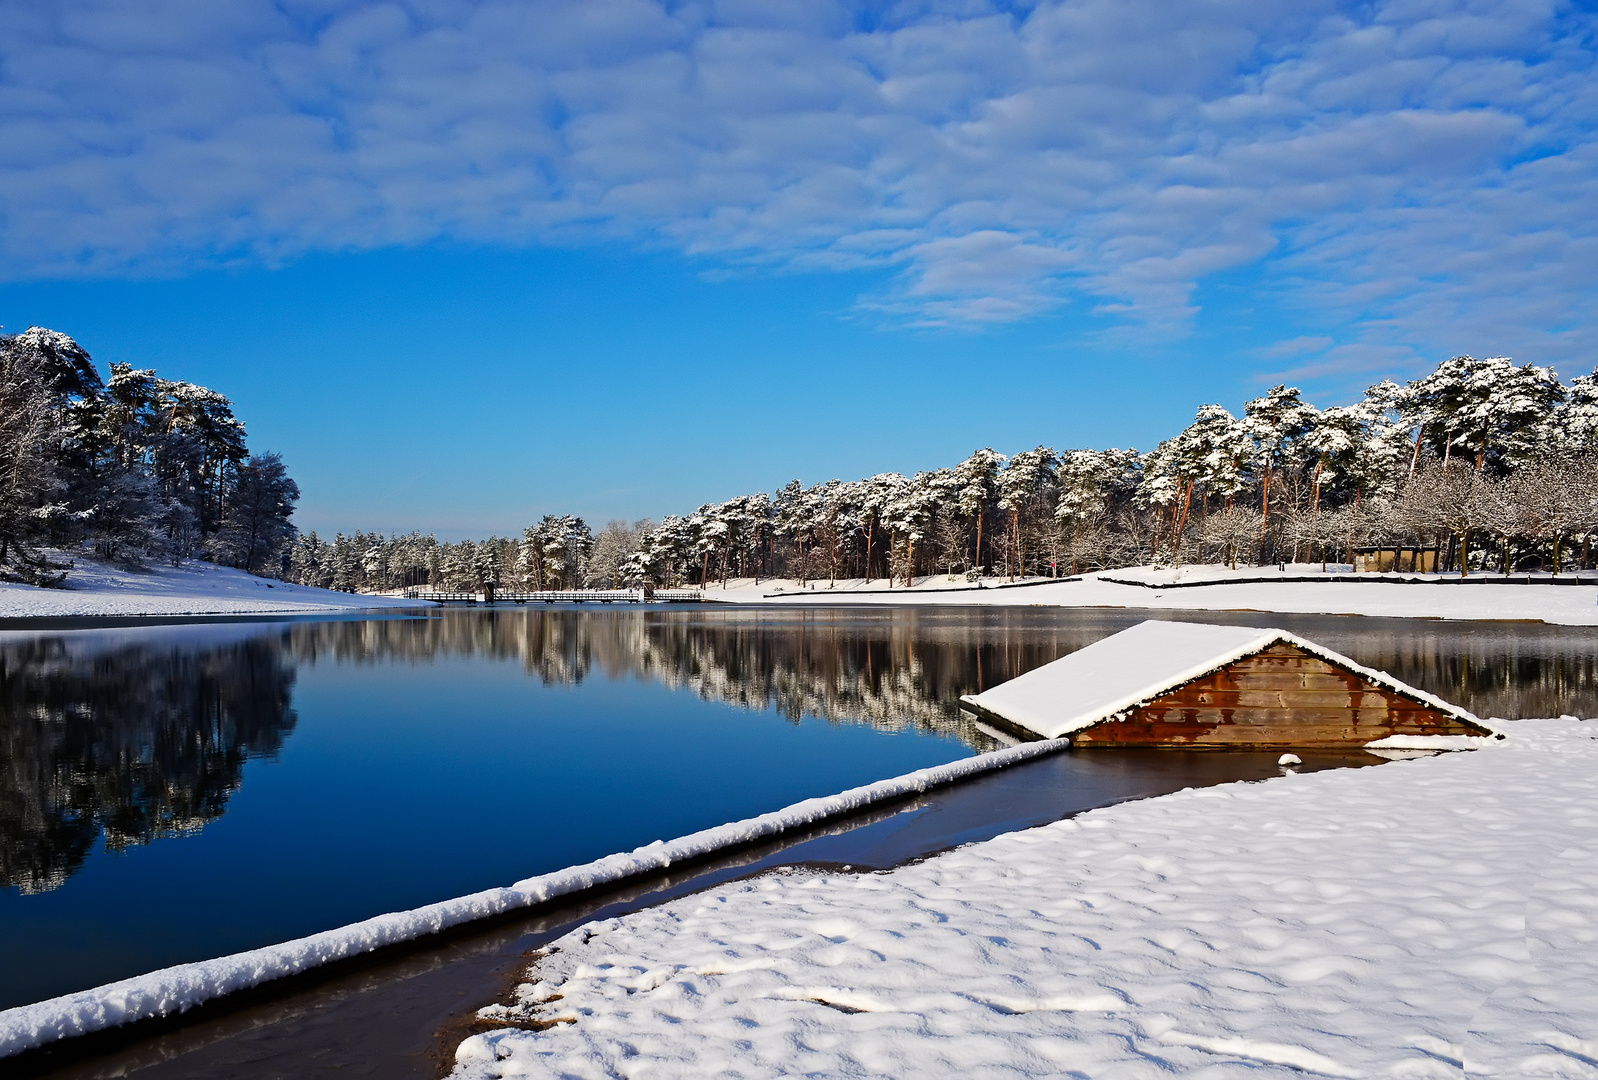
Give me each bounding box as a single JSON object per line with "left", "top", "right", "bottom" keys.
{"left": 2, "top": 604, "right": 1596, "bottom": 1011}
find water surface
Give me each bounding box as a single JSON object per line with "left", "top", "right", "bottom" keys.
{"left": 3, "top": 605, "right": 1594, "bottom": 1011}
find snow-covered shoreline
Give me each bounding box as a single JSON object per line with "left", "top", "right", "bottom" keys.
{"left": 0, "top": 555, "right": 428, "bottom": 620}
{"left": 457, "top": 718, "right": 1598, "bottom": 1079}
{"left": 9, "top": 556, "right": 1589, "bottom": 624}
{"left": 698, "top": 565, "right": 1598, "bottom": 626}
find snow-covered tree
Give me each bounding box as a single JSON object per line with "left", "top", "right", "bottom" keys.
{"left": 0, "top": 335, "right": 65, "bottom": 582}
{"left": 1200, "top": 506, "right": 1262, "bottom": 569}
{"left": 588, "top": 519, "right": 654, "bottom": 588}
{"left": 1547, "top": 369, "right": 1598, "bottom": 452}
{"left": 1401, "top": 460, "right": 1501, "bottom": 575}
{"left": 953, "top": 449, "right": 1004, "bottom": 575}
{"left": 996, "top": 447, "right": 1056, "bottom": 580}
{"left": 857, "top": 473, "right": 906, "bottom": 583}
{"left": 1242, "top": 385, "right": 1319, "bottom": 549}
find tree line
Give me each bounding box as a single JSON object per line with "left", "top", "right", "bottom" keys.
{"left": 0, "top": 327, "right": 299, "bottom": 583}
{"left": 288, "top": 353, "right": 1598, "bottom": 593}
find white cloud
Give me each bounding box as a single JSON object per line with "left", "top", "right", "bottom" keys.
{"left": 1, "top": 0, "right": 1594, "bottom": 362}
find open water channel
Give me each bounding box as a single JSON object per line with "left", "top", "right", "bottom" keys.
{"left": 3, "top": 604, "right": 1596, "bottom": 1075}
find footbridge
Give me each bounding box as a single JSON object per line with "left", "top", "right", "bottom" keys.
{"left": 402, "top": 588, "right": 705, "bottom": 604}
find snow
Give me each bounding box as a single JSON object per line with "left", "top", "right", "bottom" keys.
{"left": 0, "top": 553, "right": 426, "bottom": 618}
{"left": 454, "top": 718, "right": 1598, "bottom": 1080}
{"left": 699, "top": 566, "right": 1598, "bottom": 626}
{"left": 959, "top": 619, "right": 1492, "bottom": 741}
{"left": 0, "top": 737, "right": 1066, "bottom": 1060}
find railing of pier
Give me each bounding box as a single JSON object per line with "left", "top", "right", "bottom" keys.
{"left": 404, "top": 589, "right": 648, "bottom": 603}
{"left": 402, "top": 589, "right": 711, "bottom": 604}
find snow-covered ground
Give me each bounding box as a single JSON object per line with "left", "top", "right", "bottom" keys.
{"left": 699, "top": 566, "right": 1598, "bottom": 626}
{"left": 457, "top": 718, "right": 1598, "bottom": 1079}
{"left": 0, "top": 554, "right": 426, "bottom": 618}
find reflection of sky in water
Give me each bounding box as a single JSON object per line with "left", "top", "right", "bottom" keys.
{"left": 1, "top": 606, "right": 1596, "bottom": 1009}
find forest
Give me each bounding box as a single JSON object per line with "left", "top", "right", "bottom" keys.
{"left": 285, "top": 353, "right": 1598, "bottom": 593}
{"left": 0, "top": 327, "right": 298, "bottom": 584}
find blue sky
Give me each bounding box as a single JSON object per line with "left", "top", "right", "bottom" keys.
{"left": 2, "top": 0, "right": 1595, "bottom": 537}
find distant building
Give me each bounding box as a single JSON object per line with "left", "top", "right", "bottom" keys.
{"left": 1352, "top": 547, "right": 1439, "bottom": 572}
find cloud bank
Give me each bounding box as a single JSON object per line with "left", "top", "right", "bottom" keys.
{"left": 2, "top": 0, "right": 1594, "bottom": 359}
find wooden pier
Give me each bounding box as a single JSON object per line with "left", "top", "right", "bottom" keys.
{"left": 402, "top": 589, "right": 705, "bottom": 604}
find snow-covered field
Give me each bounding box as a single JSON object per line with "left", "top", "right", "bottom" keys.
{"left": 701, "top": 567, "right": 1598, "bottom": 626}
{"left": 0, "top": 554, "right": 426, "bottom": 618}
{"left": 457, "top": 718, "right": 1598, "bottom": 1079}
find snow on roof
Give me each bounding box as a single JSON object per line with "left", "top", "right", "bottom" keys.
{"left": 959, "top": 619, "right": 1491, "bottom": 741}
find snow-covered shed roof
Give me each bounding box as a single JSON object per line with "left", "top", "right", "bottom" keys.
{"left": 959, "top": 620, "right": 1491, "bottom": 742}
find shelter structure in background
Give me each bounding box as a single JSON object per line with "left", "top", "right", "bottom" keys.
{"left": 959, "top": 620, "right": 1498, "bottom": 748}
{"left": 1353, "top": 547, "right": 1441, "bottom": 572}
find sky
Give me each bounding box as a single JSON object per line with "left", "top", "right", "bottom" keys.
{"left": 2, "top": 0, "right": 1595, "bottom": 537}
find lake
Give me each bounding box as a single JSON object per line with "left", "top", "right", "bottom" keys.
{"left": 3, "top": 604, "right": 1596, "bottom": 1013}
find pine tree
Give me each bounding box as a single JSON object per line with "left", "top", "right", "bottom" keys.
{"left": 953, "top": 449, "right": 1004, "bottom": 576}
{"left": 996, "top": 447, "right": 1056, "bottom": 580}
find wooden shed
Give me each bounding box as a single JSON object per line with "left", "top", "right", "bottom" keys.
{"left": 959, "top": 620, "right": 1499, "bottom": 749}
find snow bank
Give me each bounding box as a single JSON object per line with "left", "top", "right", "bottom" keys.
{"left": 456, "top": 719, "right": 1598, "bottom": 1080}
{"left": 704, "top": 568, "right": 1598, "bottom": 626}
{"left": 0, "top": 737, "right": 1066, "bottom": 1060}
{"left": 0, "top": 554, "right": 425, "bottom": 618}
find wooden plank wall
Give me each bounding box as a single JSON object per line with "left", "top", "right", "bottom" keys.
{"left": 1072, "top": 643, "right": 1488, "bottom": 748}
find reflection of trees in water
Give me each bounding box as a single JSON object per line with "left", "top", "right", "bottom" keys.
{"left": 0, "top": 637, "right": 296, "bottom": 894}
{"left": 1301, "top": 624, "right": 1598, "bottom": 721}
{"left": 289, "top": 609, "right": 1598, "bottom": 726}
{"left": 285, "top": 611, "right": 1120, "bottom": 746}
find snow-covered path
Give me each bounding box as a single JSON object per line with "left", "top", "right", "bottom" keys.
{"left": 701, "top": 569, "right": 1598, "bottom": 626}
{"left": 457, "top": 720, "right": 1598, "bottom": 1079}
{"left": 0, "top": 555, "right": 425, "bottom": 618}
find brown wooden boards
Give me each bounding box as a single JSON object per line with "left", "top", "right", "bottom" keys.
{"left": 1071, "top": 643, "right": 1490, "bottom": 748}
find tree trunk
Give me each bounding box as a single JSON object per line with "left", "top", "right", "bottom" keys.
{"left": 1010, "top": 509, "right": 1020, "bottom": 582}
{"left": 1172, "top": 481, "right": 1194, "bottom": 566}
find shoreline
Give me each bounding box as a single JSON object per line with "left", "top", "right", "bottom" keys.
{"left": 695, "top": 567, "right": 1598, "bottom": 626}
{"left": 8, "top": 559, "right": 1596, "bottom": 625}
{"left": 0, "top": 554, "right": 433, "bottom": 622}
